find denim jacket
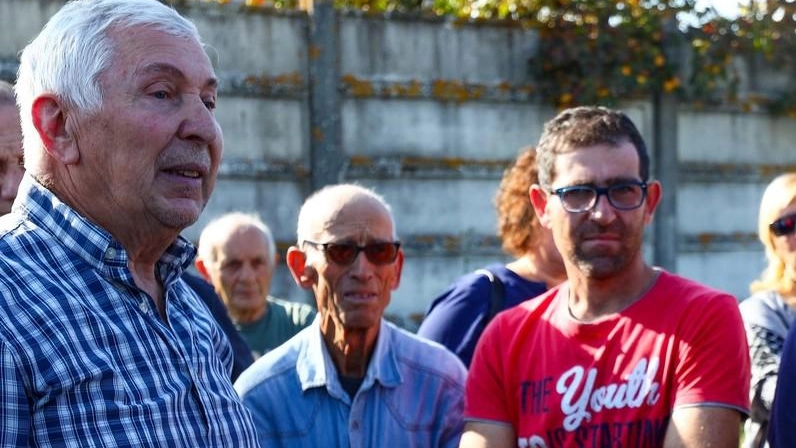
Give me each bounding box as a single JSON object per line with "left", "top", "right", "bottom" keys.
{"left": 235, "top": 318, "right": 467, "bottom": 448}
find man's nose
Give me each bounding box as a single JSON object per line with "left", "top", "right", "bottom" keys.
{"left": 589, "top": 193, "right": 618, "bottom": 223}
{"left": 348, "top": 249, "right": 374, "bottom": 279}
{"left": 178, "top": 94, "right": 219, "bottom": 145}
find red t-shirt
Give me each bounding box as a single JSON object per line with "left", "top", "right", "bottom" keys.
{"left": 464, "top": 270, "right": 750, "bottom": 448}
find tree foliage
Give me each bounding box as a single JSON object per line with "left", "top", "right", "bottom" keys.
{"left": 201, "top": 0, "right": 796, "bottom": 114}
{"left": 688, "top": 1, "right": 796, "bottom": 114}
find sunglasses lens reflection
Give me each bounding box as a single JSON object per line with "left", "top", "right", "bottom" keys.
{"left": 326, "top": 245, "right": 358, "bottom": 264}
{"left": 364, "top": 243, "right": 400, "bottom": 264}
{"left": 771, "top": 215, "right": 796, "bottom": 237}
{"left": 325, "top": 243, "right": 399, "bottom": 265}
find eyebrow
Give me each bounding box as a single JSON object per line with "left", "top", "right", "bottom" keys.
{"left": 139, "top": 62, "right": 218, "bottom": 90}
{"left": 565, "top": 176, "right": 642, "bottom": 187}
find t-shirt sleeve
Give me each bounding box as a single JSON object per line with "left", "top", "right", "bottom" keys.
{"left": 673, "top": 292, "right": 750, "bottom": 414}
{"left": 463, "top": 313, "right": 513, "bottom": 423}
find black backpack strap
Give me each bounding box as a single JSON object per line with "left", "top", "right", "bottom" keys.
{"left": 474, "top": 268, "right": 505, "bottom": 324}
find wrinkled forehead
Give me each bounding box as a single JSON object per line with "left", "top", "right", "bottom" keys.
{"left": 313, "top": 198, "right": 395, "bottom": 242}
{"left": 104, "top": 25, "right": 215, "bottom": 81}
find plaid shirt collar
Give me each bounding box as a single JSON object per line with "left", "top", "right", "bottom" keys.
{"left": 14, "top": 173, "right": 196, "bottom": 286}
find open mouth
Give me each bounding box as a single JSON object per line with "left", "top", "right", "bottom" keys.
{"left": 165, "top": 168, "right": 202, "bottom": 178}
{"left": 344, "top": 292, "right": 378, "bottom": 302}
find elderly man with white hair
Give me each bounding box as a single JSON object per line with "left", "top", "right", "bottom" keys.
{"left": 0, "top": 0, "right": 259, "bottom": 445}
{"left": 196, "top": 212, "right": 316, "bottom": 358}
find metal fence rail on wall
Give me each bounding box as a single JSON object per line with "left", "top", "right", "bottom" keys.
{"left": 1, "top": 0, "right": 795, "bottom": 328}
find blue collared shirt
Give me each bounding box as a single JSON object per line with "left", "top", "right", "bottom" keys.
{"left": 0, "top": 175, "right": 260, "bottom": 447}
{"left": 235, "top": 318, "right": 467, "bottom": 448}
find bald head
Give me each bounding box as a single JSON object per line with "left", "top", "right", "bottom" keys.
{"left": 296, "top": 184, "right": 397, "bottom": 245}
{"left": 198, "top": 212, "right": 276, "bottom": 264}
{"left": 195, "top": 212, "right": 278, "bottom": 322}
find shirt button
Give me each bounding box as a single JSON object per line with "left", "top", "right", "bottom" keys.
{"left": 139, "top": 301, "right": 149, "bottom": 313}
{"left": 351, "top": 421, "right": 359, "bottom": 430}
{"left": 104, "top": 247, "right": 117, "bottom": 260}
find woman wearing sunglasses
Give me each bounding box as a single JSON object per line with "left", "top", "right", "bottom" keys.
{"left": 739, "top": 172, "right": 796, "bottom": 448}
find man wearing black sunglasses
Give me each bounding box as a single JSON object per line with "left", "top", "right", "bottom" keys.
{"left": 235, "top": 183, "right": 467, "bottom": 447}
{"left": 461, "top": 106, "right": 750, "bottom": 448}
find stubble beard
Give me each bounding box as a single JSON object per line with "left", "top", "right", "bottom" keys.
{"left": 571, "top": 249, "right": 631, "bottom": 280}
{"left": 569, "top": 225, "right": 641, "bottom": 280}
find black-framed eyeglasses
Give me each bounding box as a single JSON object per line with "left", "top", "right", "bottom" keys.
{"left": 551, "top": 181, "right": 648, "bottom": 213}
{"left": 770, "top": 213, "right": 796, "bottom": 237}
{"left": 303, "top": 240, "right": 401, "bottom": 266}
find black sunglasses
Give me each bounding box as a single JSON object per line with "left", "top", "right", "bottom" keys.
{"left": 770, "top": 213, "right": 796, "bottom": 237}
{"left": 303, "top": 240, "right": 401, "bottom": 266}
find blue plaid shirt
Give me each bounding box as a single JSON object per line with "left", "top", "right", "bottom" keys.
{"left": 0, "top": 175, "right": 260, "bottom": 447}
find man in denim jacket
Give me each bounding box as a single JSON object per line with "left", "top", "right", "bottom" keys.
{"left": 235, "top": 183, "right": 467, "bottom": 448}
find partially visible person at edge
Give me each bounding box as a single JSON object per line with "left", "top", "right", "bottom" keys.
{"left": 742, "top": 173, "right": 796, "bottom": 448}
{"left": 1, "top": 78, "right": 253, "bottom": 383}
{"left": 0, "top": 0, "right": 259, "bottom": 445}
{"left": 769, "top": 300, "right": 796, "bottom": 446}
{"left": 196, "top": 212, "right": 316, "bottom": 359}
{"left": 0, "top": 80, "right": 24, "bottom": 215}
{"left": 417, "top": 146, "right": 566, "bottom": 367}
{"left": 459, "top": 106, "right": 750, "bottom": 448}
{"left": 235, "top": 184, "right": 467, "bottom": 448}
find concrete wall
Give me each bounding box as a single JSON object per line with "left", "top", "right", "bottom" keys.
{"left": 1, "top": 1, "right": 792, "bottom": 329}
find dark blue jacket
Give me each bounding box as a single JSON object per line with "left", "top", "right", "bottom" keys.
{"left": 768, "top": 317, "right": 796, "bottom": 447}
{"left": 183, "top": 272, "right": 254, "bottom": 381}
{"left": 416, "top": 263, "right": 547, "bottom": 367}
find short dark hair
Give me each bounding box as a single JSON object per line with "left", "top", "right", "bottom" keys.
{"left": 535, "top": 106, "right": 650, "bottom": 189}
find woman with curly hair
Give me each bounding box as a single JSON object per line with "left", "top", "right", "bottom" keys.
{"left": 417, "top": 146, "right": 565, "bottom": 367}
{"left": 741, "top": 173, "right": 796, "bottom": 448}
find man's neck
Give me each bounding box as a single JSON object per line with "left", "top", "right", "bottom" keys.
{"left": 128, "top": 259, "right": 166, "bottom": 319}
{"left": 566, "top": 262, "right": 658, "bottom": 322}
{"left": 321, "top": 318, "right": 378, "bottom": 378}
{"left": 232, "top": 300, "right": 268, "bottom": 324}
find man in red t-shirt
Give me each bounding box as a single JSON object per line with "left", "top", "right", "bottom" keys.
{"left": 460, "top": 106, "right": 750, "bottom": 448}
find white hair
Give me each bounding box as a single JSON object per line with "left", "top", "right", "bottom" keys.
{"left": 197, "top": 212, "right": 277, "bottom": 264}
{"left": 15, "top": 0, "right": 203, "bottom": 175}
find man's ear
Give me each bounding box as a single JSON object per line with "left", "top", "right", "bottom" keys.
{"left": 31, "top": 95, "right": 79, "bottom": 165}
{"left": 286, "top": 246, "right": 315, "bottom": 289}
{"left": 529, "top": 184, "right": 552, "bottom": 229}
{"left": 194, "top": 258, "right": 211, "bottom": 282}
{"left": 643, "top": 180, "right": 662, "bottom": 225}
{"left": 389, "top": 249, "right": 404, "bottom": 291}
